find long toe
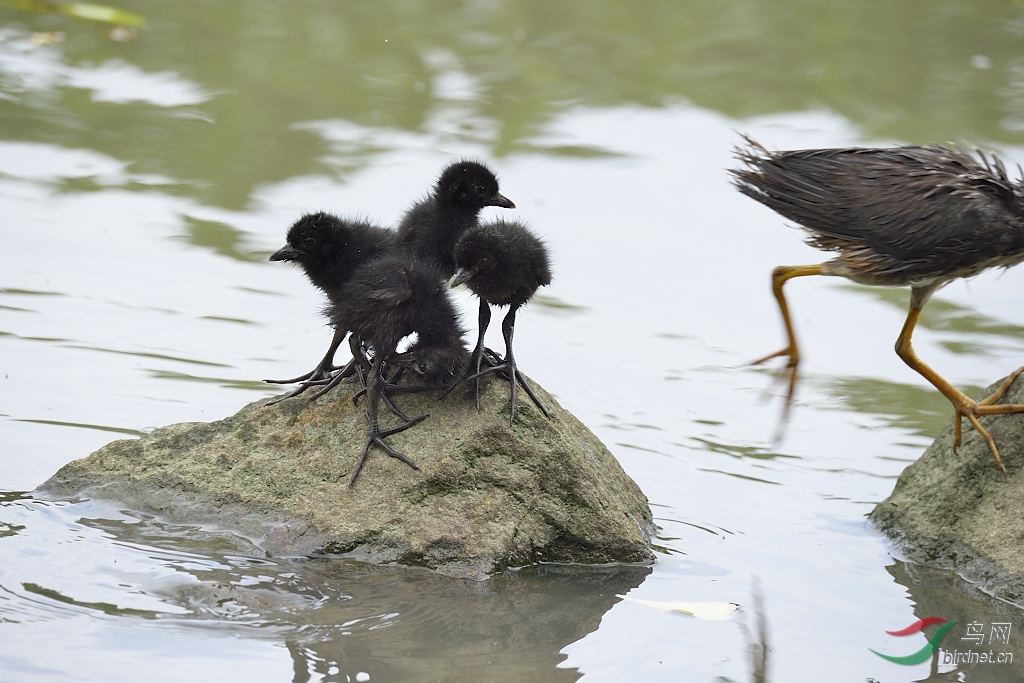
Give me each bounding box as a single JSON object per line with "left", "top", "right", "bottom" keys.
{"left": 514, "top": 368, "right": 549, "bottom": 418}
{"left": 482, "top": 348, "right": 511, "bottom": 380}
{"left": 266, "top": 359, "right": 355, "bottom": 403}
{"left": 374, "top": 437, "right": 420, "bottom": 470}
{"left": 963, "top": 411, "right": 1009, "bottom": 478}
{"left": 379, "top": 413, "right": 428, "bottom": 437}
{"left": 307, "top": 372, "right": 349, "bottom": 402}
{"left": 347, "top": 426, "right": 423, "bottom": 486}
{"left": 953, "top": 396, "right": 1024, "bottom": 475}
{"left": 348, "top": 436, "right": 375, "bottom": 486}
{"left": 264, "top": 370, "right": 316, "bottom": 385}
{"left": 976, "top": 366, "right": 1024, "bottom": 407}
{"left": 265, "top": 383, "right": 313, "bottom": 406}
{"left": 508, "top": 364, "right": 518, "bottom": 426}
{"left": 749, "top": 345, "right": 798, "bottom": 368}
{"left": 265, "top": 359, "right": 344, "bottom": 387}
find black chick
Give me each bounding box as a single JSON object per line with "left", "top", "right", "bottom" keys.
{"left": 331, "top": 253, "right": 468, "bottom": 485}
{"left": 397, "top": 160, "right": 516, "bottom": 276}
{"left": 265, "top": 212, "right": 396, "bottom": 403}
{"left": 446, "top": 218, "right": 552, "bottom": 424}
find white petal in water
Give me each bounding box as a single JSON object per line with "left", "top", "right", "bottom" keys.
{"left": 616, "top": 596, "right": 740, "bottom": 621}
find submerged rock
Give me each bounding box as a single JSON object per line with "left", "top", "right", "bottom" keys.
{"left": 38, "top": 374, "right": 655, "bottom": 580}
{"left": 871, "top": 374, "right": 1024, "bottom": 603}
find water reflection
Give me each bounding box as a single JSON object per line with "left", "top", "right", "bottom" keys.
{"left": 12, "top": 418, "right": 147, "bottom": 437}
{"left": 0, "top": 1, "right": 147, "bottom": 29}
{"left": 688, "top": 437, "right": 800, "bottom": 463}
{"left": 844, "top": 286, "right": 1024, "bottom": 340}
{"left": 813, "top": 286, "right": 1024, "bottom": 442}
{"left": 146, "top": 370, "right": 277, "bottom": 392}
{"left": 716, "top": 579, "right": 770, "bottom": 683}
{"left": 175, "top": 216, "right": 268, "bottom": 263}
{"left": 2, "top": 0, "right": 1024, "bottom": 209}
{"left": 821, "top": 376, "right": 961, "bottom": 441}
{"left": 0, "top": 494, "right": 650, "bottom": 682}
{"left": 5, "top": 0, "right": 1024, "bottom": 679}
{"left": 886, "top": 561, "right": 1024, "bottom": 681}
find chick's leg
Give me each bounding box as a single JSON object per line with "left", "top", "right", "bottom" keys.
{"left": 349, "top": 354, "right": 424, "bottom": 486}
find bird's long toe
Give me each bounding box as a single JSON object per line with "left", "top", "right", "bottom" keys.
{"left": 963, "top": 410, "right": 1008, "bottom": 478}
{"left": 265, "top": 383, "right": 313, "bottom": 407}
{"left": 977, "top": 366, "right": 1024, "bottom": 407}
{"left": 466, "top": 362, "right": 547, "bottom": 423}
{"left": 264, "top": 369, "right": 319, "bottom": 385}
{"left": 348, "top": 421, "right": 423, "bottom": 487}
{"left": 949, "top": 396, "right": 1024, "bottom": 477}
{"left": 266, "top": 359, "right": 357, "bottom": 405}
{"left": 514, "top": 368, "right": 549, "bottom": 418}
{"left": 749, "top": 345, "right": 798, "bottom": 368}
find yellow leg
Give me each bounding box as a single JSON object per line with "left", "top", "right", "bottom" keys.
{"left": 895, "top": 291, "right": 1024, "bottom": 477}
{"left": 751, "top": 264, "right": 825, "bottom": 437}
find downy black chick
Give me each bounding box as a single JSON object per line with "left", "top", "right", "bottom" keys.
{"left": 265, "top": 212, "right": 396, "bottom": 404}
{"left": 330, "top": 252, "right": 468, "bottom": 485}
{"left": 397, "top": 160, "right": 515, "bottom": 276}
{"left": 445, "top": 218, "right": 552, "bottom": 424}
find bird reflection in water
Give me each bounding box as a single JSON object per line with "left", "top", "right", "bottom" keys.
{"left": 716, "top": 577, "right": 770, "bottom": 683}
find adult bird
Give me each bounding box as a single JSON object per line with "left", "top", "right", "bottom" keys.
{"left": 397, "top": 159, "right": 516, "bottom": 276}
{"left": 330, "top": 252, "right": 468, "bottom": 485}
{"left": 264, "top": 212, "right": 396, "bottom": 404}
{"left": 445, "top": 218, "right": 552, "bottom": 424}
{"left": 731, "top": 136, "right": 1024, "bottom": 475}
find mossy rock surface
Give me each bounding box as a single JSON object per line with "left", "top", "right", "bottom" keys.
{"left": 38, "top": 374, "right": 654, "bottom": 580}
{"left": 871, "top": 374, "right": 1024, "bottom": 603}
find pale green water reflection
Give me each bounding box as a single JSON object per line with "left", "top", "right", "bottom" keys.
{"left": 2, "top": 0, "right": 1024, "bottom": 209}
{"left": 822, "top": 376, "right": 962, "bottom": 441}
{"left": 845, "top": 285, "right": 1024, "bottom": 340}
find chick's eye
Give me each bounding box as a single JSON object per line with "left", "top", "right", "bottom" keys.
{"left": 475, "top": 185, "right": 488, "bottom": 196}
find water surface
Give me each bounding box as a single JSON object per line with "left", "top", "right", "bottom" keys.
{"left": 4, "top": 1, "right": 1024, "bottom": 680}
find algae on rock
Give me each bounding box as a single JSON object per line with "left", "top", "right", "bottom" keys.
{"left": 38, "top": 374, "right": 655, "bottom": 580}
{"left": 871, "top": 374, "right": 1024, "bottom": 603}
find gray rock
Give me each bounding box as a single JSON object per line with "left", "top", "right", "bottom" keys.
{"left": 37, "top": 374, "right": 655, "bottom": 580}
{"left": 871, "top": 373, "right": 1024, "bottom": 603}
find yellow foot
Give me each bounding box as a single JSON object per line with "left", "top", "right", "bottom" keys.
{"left": 951, "top": 368, "right": 1024, "bottom": 478}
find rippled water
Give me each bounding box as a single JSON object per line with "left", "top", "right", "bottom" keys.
{"left": 5, "top": 1, "right": 1024, "bottom": 681}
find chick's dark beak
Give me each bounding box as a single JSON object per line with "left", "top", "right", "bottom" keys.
{"left": 449, "top": 267, "right": 475, "bottom": 288}
{"left": 488, "top": 193, "right": 515, "bottom": 209}
{"left": 270, "top": 245, "right": 302, "bottom": 262}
